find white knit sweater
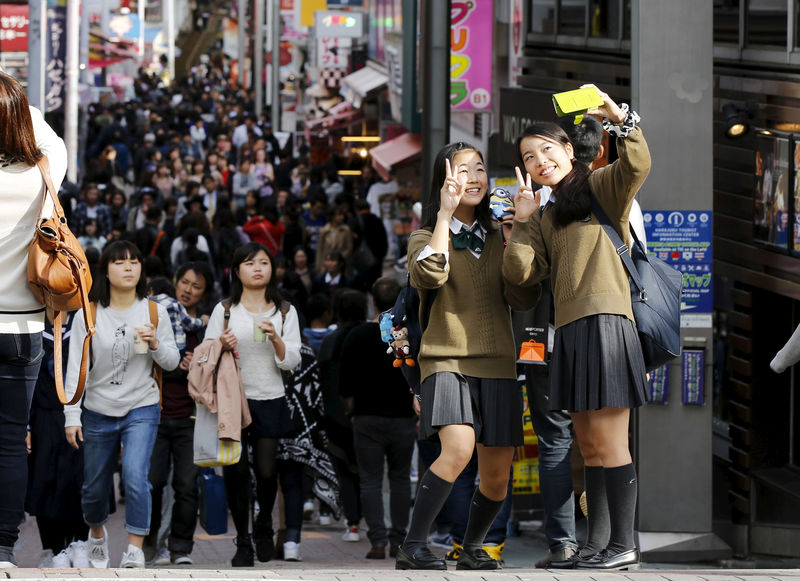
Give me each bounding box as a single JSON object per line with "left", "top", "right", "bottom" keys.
{"left": 0, "top": 107, "right": 68, "bottom": 333}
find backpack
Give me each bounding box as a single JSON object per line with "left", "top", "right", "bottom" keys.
{"left": 378, "top": 275, "right": 437, "bottom": 391}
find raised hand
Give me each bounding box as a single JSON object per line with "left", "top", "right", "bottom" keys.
{"left": 513, "top": 166, "right": 540, "bottom": 223}
{"left": 581, "top": 84, "right": 625, "bottom": 124}
{"left": 439, "top": 157, "right": 465, "bottom": 218}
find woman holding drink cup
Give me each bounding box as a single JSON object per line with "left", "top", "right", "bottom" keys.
{"left": 204, "top": 242, "right": 302, "bottom": 567}
{"left": 64, "top": 240, "right": 180, "bottom": 568}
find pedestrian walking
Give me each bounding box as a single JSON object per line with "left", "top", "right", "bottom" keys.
{"left": 0, "top": 69, "right": 68, "bottom": 568}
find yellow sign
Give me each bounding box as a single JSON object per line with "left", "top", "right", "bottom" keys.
{"left": 301, "top": 0, "right": 327, "bottom": 27}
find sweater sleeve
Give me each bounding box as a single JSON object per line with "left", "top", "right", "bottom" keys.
{"left": 502, "top": 216, "right": 551, "bottom": 288}
{"left": 63, "top": 308, "right": 88, "bottom": 427}
{"left": 589, "top": 126, "right": 651, "bottom": 226}
{"left": 408, "top": 229, "right": 449, "bottom": 290}
{"left": 204, "top": 302, "right": 227, "bottom": 340}
{"left": 151, "top": 303, "right": 180, "bottom": 371}
{"left": 31, "top": 106, "right": 68, "bottom": 191}
{"left": 276, "top": 305, "right": 302, "bottom": 371}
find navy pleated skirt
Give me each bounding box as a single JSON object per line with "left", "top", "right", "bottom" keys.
{"left": 549, "top": 314, "right": 649, "bottom": 412}
{"left": 418, "top": 372, "right": 523, "bottom": 446}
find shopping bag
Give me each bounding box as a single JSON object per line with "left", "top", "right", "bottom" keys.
{"left": 193, "top": 404, "right": 242, "bottom": 467}
{"left": 197, "top": 467, "right": 228, "bottom": 535}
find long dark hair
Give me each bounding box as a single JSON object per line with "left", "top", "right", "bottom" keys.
{"left": 91, "top": 241, "right": 147, "bottom": 307}
{"left": 421, "top": 141, "right": 492, "bottom": 231}
{"left": 0, "top": 72, "right": 43, "bottom": 166}
{"left": 228, "top": 242, "right": 283, "bottom": 307}
{"left": 516, "top": 123, "right": 592, "bottom": 228}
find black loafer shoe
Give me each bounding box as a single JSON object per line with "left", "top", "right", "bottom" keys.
{"left": 395, "top": 545, "right": 447, "bottom": 570}
{"left": 576, "top": 548, "right": 640, "bottom": 570}
{"left": 389, "top": 545, "right": 400, "bottom": 558}
{"left": 456, "top": 547, "right": 499, "bottom": 570}
{"left": 365, "top": 546, "right": 386, "bottom": 560}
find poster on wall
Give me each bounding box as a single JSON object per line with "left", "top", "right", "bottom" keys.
{"left": 451, "top": 0, "right": 493, "bottom": 111}
{"left": 753, "top": 132, "right": 790, "bottom": 252}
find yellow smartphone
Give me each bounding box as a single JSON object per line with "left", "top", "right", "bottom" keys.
{"left": 552, "top": 87, "right": 604, "bottom": 123}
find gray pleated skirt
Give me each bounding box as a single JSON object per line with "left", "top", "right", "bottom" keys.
{"left": 418, "top": 372, "right": 524, "bottom": 446}
{"left": 550, "top": 314, "right": 649, "bottom": 412}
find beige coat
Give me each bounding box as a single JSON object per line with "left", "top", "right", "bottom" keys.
{"left": 187, "top": 338, "right": 252, "bottom": 441}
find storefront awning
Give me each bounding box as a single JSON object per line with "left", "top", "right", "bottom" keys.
{"left": 370, "top": 132, "right": 422, "bottom": 181}
{"left": 304, "top": 103, "right": 363, "bottom": 140}
{"left": 340, "top": 65, "right": 388, "bottom": 108}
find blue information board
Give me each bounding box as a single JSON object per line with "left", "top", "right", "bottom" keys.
{"left": 643, "top": 211, "right": 713, "bottom": 317}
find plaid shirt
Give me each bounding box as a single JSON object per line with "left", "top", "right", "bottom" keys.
{"left": 151, "top": 293, "right": 205, "bottom": 352}
{"left": 72, "top": 202, "right": 114, "bottom": 238}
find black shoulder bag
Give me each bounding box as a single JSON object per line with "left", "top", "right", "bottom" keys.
{"left": 590, "top": 196, "right": 683, "bottom": 372}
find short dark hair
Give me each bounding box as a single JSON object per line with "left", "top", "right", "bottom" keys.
{"left": 557, "top": 115, "right": 603, "bottom": 165}
{"left": 91, "top": 241, "right": 147, "bottom": 307}
{"left": 174, "top": 261, "right": 215, "bottom": 298}
{"left": 332, "top": 288, "right": 367, "bottom": 326}
{"left": 371, "top": 277, "right": 401, "bottom": 312}
{"left": 147, "top": 276, "right": 175, "bottom": 298}
{"left": 306, "top": 292, "right": 331, "bottom": 321}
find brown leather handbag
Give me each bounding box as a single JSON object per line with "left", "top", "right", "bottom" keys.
{"left": 27, "top": 157, "right": 95, "bottom": 405}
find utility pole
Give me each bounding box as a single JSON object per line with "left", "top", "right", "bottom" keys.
{"left": 420, "top": 0, "right": 450, "bottom": 195}
{"left": 64, "top": 0, "right": 79, "bottom": 182}
{"left": 270, "top": 0, "right": 280, "bottom": 128}
{"left": 254, "top": 0, "right": 264, "bottom": 117}
{"left": 165, "top": 0, "right": 175, "bottom": 81}
{"left": 28, "top": 0, "right": 46, "bottom": 110}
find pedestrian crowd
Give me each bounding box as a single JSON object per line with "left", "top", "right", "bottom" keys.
{"left": 1, "top": 48, "right": 650, "bottom": 574}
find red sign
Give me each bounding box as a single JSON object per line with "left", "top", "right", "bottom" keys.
{"left": 0, "top": 4, "right": 30, "bottom": 52}
{"left": 280, "top": 0, "right": 294, "bottom": 10}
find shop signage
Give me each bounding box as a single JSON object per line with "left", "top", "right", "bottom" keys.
{"left": 644, "top": 210, "right": 713, "bottom": 325}
{"left": 45, "top": 5, "right": 66, "bottom": 112}
{"left": 317, "top": 36, "right": 351, "bottom": 68}
{"left": 0, "top": 4, "right": 29, "bottom": 52}
{"left": 450, "top": 0, "right": 492, "bottom": 111}
{"left": 314, "top": 10, "right": 364, "bottom": 38}
{"left": 495, "top": 87, "right": 554, "bottom": 168}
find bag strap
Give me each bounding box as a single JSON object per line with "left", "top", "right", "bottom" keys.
{"left": 589, "top": 195, "right": 646, "bottom": 295}
{"left": 148, "top": 300, "right": 163, "bottom": 404}
{"left": 40, "top": 157, "right": 97, "bottom": 407}
{"left": 222, "top": 299, "right": 231, "bottom": 331}
{"left": 149, "top": 230, "right": 166, "bottom": 256}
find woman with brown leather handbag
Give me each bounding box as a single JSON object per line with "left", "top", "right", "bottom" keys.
{"left": 0, "top": 68, "right": 68, "bottom": 568}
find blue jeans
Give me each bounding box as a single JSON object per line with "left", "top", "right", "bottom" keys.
{"left": 0, "top": 332, "right": 43, "bottom": 547}
{"left": 527, "top": 367, "right": 578, "bottom": 552}
{"left": 82, "top": 404, "right": 160, "bottom": 535}
{"left": 417, "top": 441, "right": 512, "bottom": 545}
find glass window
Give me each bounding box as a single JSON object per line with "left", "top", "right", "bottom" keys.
{"left": 560, "top": 0, "right": 587, "bottom": 36}
{"left": 745, "top": 0, "right": 786, "bottom": 48}
{"left": 530, "top": 0, "right": 556, "bottom": 34}
{"left": 714, "top": 0, "right": 740, "bottom": 44}
{"left": 589, "top": 0, "right": 621, "bottom": 39}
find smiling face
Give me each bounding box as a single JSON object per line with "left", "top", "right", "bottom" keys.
{"left": 236, "top": 250, "right": 272, "bottom": 289}
{"left": 520, "top": 136, "right": 574, "bottom": 187}
{"left": 451, "top": 149, "right": 488, "bottom": 207}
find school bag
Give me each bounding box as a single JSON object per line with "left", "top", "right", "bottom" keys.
{"left": 591, "top": 195, "right": 683, "bottom": 372}
{"left": 378, "top": 275, "right": 437, "bottom": 391}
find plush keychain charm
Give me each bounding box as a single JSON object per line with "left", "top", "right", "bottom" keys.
{"left": 389, "top": 324, "right": 415, "bottom": 368}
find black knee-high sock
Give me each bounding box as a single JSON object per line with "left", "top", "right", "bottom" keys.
{"left": 402, "top": 470, "right": 453, "bottom": 550}
{"left": 462, "top": 489, "right": 505, "bottom": 552}
{"left": 604, "top": 463, "right": 637, "bottom": 554}
{"left": 580, "top": 466, "right": 611, "bottom": 557}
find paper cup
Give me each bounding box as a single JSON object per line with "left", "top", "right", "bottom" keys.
{"left": 253, "top": 319, "right": 266, "bottom": 342}
{"left": 133, "top": 330, "right": 149, "bottom": 354}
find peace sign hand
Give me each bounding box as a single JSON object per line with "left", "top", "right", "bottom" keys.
{"left": 513, "top": 166, "right": 540, "bottom": 223}
{"left": 439, "top": 158, "right": 465, "bottom": 218}
{"left": 581, "top": 84, "right": 626, "bottom": 124}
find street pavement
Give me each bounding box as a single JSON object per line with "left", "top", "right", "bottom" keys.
{"left": 9, "top": 500, "right": 800, "bottom": 580}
